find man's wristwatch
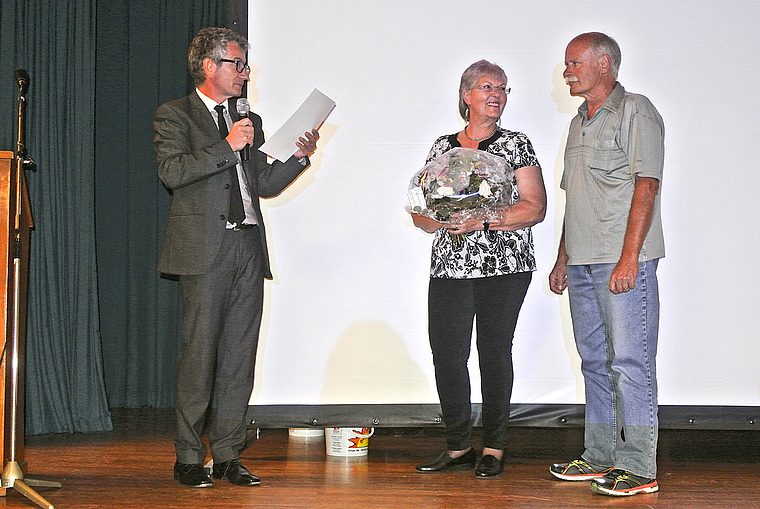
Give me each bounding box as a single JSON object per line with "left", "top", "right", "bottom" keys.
{"left": 297, "top": 156, "right": 308, "bottom": 166}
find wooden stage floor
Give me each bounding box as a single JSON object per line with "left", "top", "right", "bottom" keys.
{"left": 4, "top": 408, "right": 759, "bottom": 508}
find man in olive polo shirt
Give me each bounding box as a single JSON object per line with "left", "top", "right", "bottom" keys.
{"left": 548, "top": 32, "right": 665, "bottom": 497}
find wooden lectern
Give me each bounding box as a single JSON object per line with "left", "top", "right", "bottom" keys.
{"left": 0, "top": 151, "right": 58, "bottom": 508}
{"left": 0, "top": 150, "right": 31, "bottom": 475}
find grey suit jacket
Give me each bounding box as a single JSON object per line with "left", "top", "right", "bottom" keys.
{"left": 154, "top": 91, "right": 308, "bottom": 278}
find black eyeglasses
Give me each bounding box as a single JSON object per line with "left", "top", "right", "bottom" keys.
{"left": 218, "top": 59, "right": 250, "bottom": 73}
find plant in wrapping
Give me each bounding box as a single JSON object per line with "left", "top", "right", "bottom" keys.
{"left": 407, "top": 147, "right": 514, "bottom": 223}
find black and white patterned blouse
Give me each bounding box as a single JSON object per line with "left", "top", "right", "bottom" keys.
{"left": 426, "top": 128, "right": 540, "bottom": 279}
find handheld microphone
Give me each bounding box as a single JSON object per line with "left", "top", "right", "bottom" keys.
{"left": 236, "top": 97, "right": 251, "bottom": 161}
{"left": 15, "top": 68, "right": 29, "bottom": 97}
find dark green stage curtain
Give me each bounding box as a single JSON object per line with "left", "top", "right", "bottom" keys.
{"left": 0, "top": 0, "right": 112, "bottom": 434}
{"left": 94, "top": 1, "right": 225, "bottom": 408}
{"left": 0, "top": 0, "right": 225, "bottom": 435}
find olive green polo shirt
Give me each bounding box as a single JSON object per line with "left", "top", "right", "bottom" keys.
{"left": 561, "top": 83, "right": 665, "bottom": 265}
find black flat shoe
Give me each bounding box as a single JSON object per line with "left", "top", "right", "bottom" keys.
{"left": 212, "top": 459, "right": 261, "bottom": 486}
{"left": 415, "top": 448, "right": 477, "bottom": 473}
{"left": 475, "top": 454, "right": 505, "bottom": 479}
{"left": 174, "top": 462, "right": 213, "bottom": 488}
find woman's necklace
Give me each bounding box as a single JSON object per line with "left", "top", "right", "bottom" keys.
{"left": 464, "top": 124, "right": 497, "bottom": 142}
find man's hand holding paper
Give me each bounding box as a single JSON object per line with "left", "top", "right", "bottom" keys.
{"left": 294, "top": 129, "right": 319, "bottom": 158}
{"left": 260, "top": 88, "right": 336, "bottom": 162}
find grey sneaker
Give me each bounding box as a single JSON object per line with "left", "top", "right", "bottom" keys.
{"left": 590, "top": 469, "right": 659, "bottom": 496}
{"left": 549, "top": 458, "right": 613, "bottom": 481}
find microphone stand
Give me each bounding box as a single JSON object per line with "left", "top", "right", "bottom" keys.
{"left": 0, "top": 69, "right": 60, "bottom": 509}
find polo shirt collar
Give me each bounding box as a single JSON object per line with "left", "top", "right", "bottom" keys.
{"left": 579, "top": 82, "right": 625, "bottom": 120}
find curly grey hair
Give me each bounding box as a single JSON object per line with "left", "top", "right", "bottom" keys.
{"left": 188, "top": 27, "right": 250, "bottom": 87}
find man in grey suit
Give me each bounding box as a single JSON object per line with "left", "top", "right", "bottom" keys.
{"left": 153, "top": 27, "right": 318, "bottom": 488}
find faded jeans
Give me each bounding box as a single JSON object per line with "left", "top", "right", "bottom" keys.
{"left": 567, "top": 259, "right": 660, "bottom": 478}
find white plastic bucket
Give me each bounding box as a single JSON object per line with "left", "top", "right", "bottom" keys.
{"left": 324, "top": 427, "right": 374, "bottom": 457}
{"left": 288, "top": 428, "right": 325, "bottom": 439}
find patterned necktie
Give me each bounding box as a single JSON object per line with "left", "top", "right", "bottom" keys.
{"left": 214, "top": 104, "right": 245, "bottom": 225}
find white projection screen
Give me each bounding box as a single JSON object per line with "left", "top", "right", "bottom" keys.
{"left": 244, "top": 0, "right": 760, "bottom": 427}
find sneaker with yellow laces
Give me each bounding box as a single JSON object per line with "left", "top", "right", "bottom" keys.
{"left": 549, "top": 458, "right": 613, "bottom": 481}
{"left": 590, "top": 469, "right": 659, "bottom": 496}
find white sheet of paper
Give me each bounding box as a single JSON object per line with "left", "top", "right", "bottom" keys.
{"left": 259, "top": 88, "right": 336, "bottom": 162}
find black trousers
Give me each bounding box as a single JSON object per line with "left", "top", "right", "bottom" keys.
{"left": 174, "top": 227, "right": 265, "bottom": 465}
{"left": 428, "top": 272, "right": 532, "bottom": 451}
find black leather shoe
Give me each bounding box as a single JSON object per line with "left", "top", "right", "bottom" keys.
{"left": 212, "top": 459, "right": 261, "bottom": 486}
{"left": 174, "top": 462, "right": 213, "bottom": 488}
{"left": 475, "top": 454, "right": 505, "bottom": 479}
{"left": 415, "top": 448, "right": 477, "bottom": 473}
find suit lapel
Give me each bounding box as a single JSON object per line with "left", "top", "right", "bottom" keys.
{"left": 189, "top": 91, "right": 223, "bottom": 142}
{"left": 227, "top": 97, "right": 240, "bottom": 122}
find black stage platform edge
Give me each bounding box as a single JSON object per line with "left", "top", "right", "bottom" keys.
{"left": 245, "top": 404, "right": 760, "bottom": 430}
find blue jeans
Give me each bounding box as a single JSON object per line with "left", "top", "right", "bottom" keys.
{"left": 567, "top": 260, "right": 660, "bottom": 478}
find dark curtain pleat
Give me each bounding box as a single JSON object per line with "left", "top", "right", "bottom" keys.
{"left": 94, "top": 1, "right": 225, "bottom": 408}
{"left": 0, "top": 0, "right": 112, "bottom": 434}
{"left": 0, "top": 0, "right": 226, "bottom": 435}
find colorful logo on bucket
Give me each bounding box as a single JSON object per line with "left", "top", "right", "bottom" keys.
{"left": 348, "top": 428, "right": 373, "bottom": 448}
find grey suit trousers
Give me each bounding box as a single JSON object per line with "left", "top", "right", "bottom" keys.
{"left": 174, "top": 227, "right": 265, "bottom": 465}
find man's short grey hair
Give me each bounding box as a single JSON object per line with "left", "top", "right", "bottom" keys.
{"left": 188, "top": 27, "right": 250, "bottom": 87}
{"left": 578, "top": 32, "right": 621, "bottom": 80}
{"left": 458, "top": 59, "right": 508, "bottom": 122}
